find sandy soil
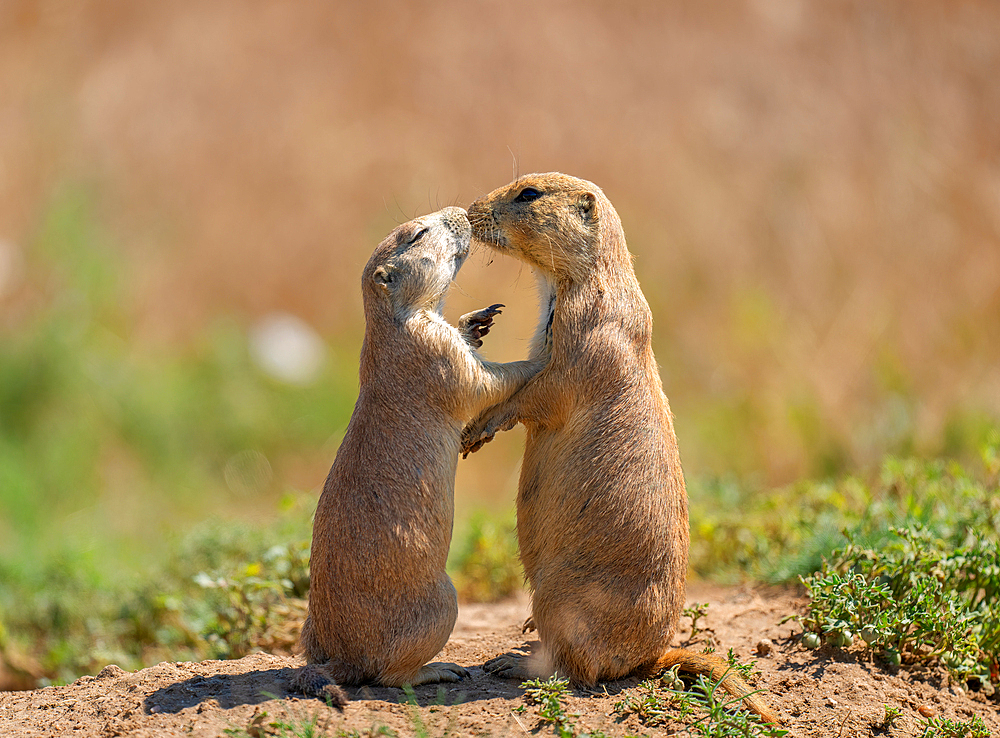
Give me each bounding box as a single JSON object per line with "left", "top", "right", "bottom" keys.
{"left": 1, "top": 584, "right": 996, "bottom": 738}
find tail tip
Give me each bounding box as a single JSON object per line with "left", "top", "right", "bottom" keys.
{"left": 291, "top": 664, "right": 348, "bottom": 709}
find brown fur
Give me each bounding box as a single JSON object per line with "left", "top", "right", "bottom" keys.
{"left": 298, "top": 207, "right": 543, "bottom": 698}
{"left": 462, "top": 174, "right": 780, "bottom": 724}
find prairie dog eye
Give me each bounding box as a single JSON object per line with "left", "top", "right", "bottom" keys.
{"left": 514, "top": 187, "right": 542, "bottom": 203}
{"left": 409, "top": 227, "right": 430, "bottom": 244}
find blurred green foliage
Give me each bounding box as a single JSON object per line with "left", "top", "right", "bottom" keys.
{"left": 0, "top": 187, "right": 356, "bottom": 684}
{"left": 687, "top": 430, "right": 1000, "bottom": 583}
{"left": 447, "top": 512, "right": 523, "bottom": 603}
{"left": 193, "top": 538, "right": 311, "bottom": 660}
{"left": 0, "top": 507, "right": 314, "bottom": 685}
{"left": 0, "top": 187, "right": 358, "bottom": 549}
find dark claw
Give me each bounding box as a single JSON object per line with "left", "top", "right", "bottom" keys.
{"left": 461, "top": 432, "right": 495, "bottom": 458}
{"left": 483, "top": 656, "right": 506, "bottom": 673}
{"left": 482, "top": 654, "right": 523, "bottom": 679}
{"left": 462, "top": 304, "right": 505, "bottom": 349}
{"left": 469, "top": 304, "right": 504, "bottom": 331}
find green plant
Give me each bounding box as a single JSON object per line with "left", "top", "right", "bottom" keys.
{"left": 614, "top": 678, "right": 675, "bottom": 726}
{"left": 614, "top": 666, "right": 786, "bottom": 737}
{"left": 917, "top": 714, "right": 991, "bottom": 738}
{"left": 683, "top": 602, "right": 711, "bottom": 639}
{"left": 0, "top": 506, "right": 316, "bottom": 685}
{"left": 796, "top": 571, "right": 887, "bottom": 648}
{"left": 400, "top": 684, "right": 461, "bottom": 738}
{"left": 521, "top": 675, "right": 577, "bottom": 738}
{"left": 224, "top": 705, "right": 336, "bottom": 738}
{"left": 195, "top": 540, "right": 311, "bottom": 659}
{"left": 660, "top": 664, "right": 685, "bottom": 690}
{"left": 725, "top": 648, "right": 757, "bottom": 682}
{"left": 667, "top": 669, "right": 788, "bottom": 738}
{"left": 336, "top": 728, "right": 398, "bottom": 738}
{"left": 687, "top": 441, "right": 1000, "bottom": 584}
{"left": 877, "top": 704, "right": 903, "bottom": 732}
{"left": 799, "top": 525, "right": 997, "bottom": 691}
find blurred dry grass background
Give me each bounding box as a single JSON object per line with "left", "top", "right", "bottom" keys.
{"left": 1, "top": 0, "right": 998, "bottom": 507}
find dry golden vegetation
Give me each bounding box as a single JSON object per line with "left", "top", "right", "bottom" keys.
{"left": 3, "top": 1, "right": 998, "bottom": 489}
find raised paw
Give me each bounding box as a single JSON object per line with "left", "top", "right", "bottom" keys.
{"left": 461, "top": 427, "right": 496, "bottom": 457}
{"left": 522, "top": 616, "right": 536, "bottom": 634}
{"left": 408, "top": 661, "right": 470, "bottom": 686}
{"left": 461, "top": 409, "right": 518, "bottom": 457}
{"left": 482, "top": 654, "right": 535, "bottom": 681}
{"left": 461, "top": 414, "right": 492, "bottom": 457}
{"left": 458, "top": 303, "right": 505, "bottom": 349}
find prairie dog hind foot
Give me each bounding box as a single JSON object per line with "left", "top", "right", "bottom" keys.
{"left": 482, "top": 653, "right": 540, "bottom": 682}
{"left": 383, "top": 662, "right": 470, "bottom": 687}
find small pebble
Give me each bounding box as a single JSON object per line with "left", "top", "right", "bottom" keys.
{"left": 918, "top": 705, "right": 937, "bottom": 718}
{"left": 826, "top": 696, "right": 839, "bottom": 707}
{"left": 756, "top": 638, "right": 774, "bottom": 656}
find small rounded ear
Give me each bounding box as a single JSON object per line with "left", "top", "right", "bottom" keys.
{"left": 373, "top": 265, "right": 395, "bottom": 289}
{"left": 577, "top": 192, "right": 597, "bottom": 220}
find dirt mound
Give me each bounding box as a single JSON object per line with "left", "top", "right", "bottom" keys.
{"left": 1, "top": 585, "right": 996, "bottom": 737}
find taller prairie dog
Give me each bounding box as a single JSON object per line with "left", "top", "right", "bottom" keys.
{"left": 296, "top": 206, "right": 544, "bottom": 702}
{"left": 461, "top": 174, "right": 779, "bottom": 724}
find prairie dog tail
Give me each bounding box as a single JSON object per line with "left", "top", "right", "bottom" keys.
{"left": 290, "top": 663, "right": 348, "bottom": 708}
{"left": 654, "top": 648, "right": 781, "bottom": 724}
{"left": 292, "top": 615, "right": 349, "bottom": 708}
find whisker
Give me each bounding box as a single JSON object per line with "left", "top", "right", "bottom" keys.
{"left": 383, "top": 196, "right": 403, "bottom": 226}
{"left": 507, "top": 145, "right": 519, "bottom": 181}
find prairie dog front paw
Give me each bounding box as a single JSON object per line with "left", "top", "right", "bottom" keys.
{"left": 458, "top": 303, "right": 505, "bottom": 349}
{"left": 461, "top": 406, "right": 517, "bottom": 457}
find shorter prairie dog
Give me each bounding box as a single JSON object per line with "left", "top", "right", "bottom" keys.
{"left": 296, "top": 207, "right": 543, "bottom": 701}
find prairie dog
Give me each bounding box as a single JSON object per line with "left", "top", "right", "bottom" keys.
{"left": 296, "top": 207, "right": 543, "bottom": 700}
{"left": 462, "top": 174, "right": 779, "bottom": 723}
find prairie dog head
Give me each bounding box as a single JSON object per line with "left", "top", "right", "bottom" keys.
{"left": 362, "top": 207, "right": 471, "bottom": 317}
{"left": 468, "top": 173, "right": 620, "bottom": 284}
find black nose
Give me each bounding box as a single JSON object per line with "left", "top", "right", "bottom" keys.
{"left": 440, "top": 207, "right": 471, "bottom": 240}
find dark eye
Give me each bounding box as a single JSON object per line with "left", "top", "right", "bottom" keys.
{"left": 514, "top": 187, "right": 542, "bottom": 203}
{"left": 409, "top": 227, "right": 429, "bottom": 244}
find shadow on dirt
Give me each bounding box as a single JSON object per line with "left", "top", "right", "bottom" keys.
{"left": 143, "top": 647, "right": 643, "bottom": 716}
{"left": 143, "top": 665, "right": 542, "bottom": 715}
{"left": 145, "top": 667, "right": 300, "bottom": 713}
